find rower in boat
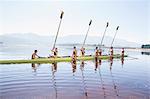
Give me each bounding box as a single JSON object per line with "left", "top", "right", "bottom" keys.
{"left": 109, "top": 46, "right": 114, "bottom": 60}
{"left": 31, "top": 50, "right": 39, "bottom": 59}
{"left": 80, "top": 47, "right": 85, "bottom": 57}
{"left": 73, "top": 46, "right": 77, "bottom": 59}
{"left": 51, "top": 48, "right": 58, "bottom": 58}
{"left": 99, "top": 48, "right": 102, "bottom": 56}
{"left": 95, "top": 47, "right": 99, "bottom": 62}
{"left": 72, "top": 50, "right": 77, "bottom": 73}
{"left": 121, "top": 48, "right": 124, "bottom": 57}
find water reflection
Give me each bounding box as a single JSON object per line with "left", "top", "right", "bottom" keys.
{"left": 121, "top": 57, "right": 124, "bottom": 67}
{"left": 109, "top": 60, "right": 119, "bottom": 98}
{"left": 51, "top": 62, "right": 58, "bottom": 99}
{"left": 80, "top": 61, "right": 88, "bottom": 98}
{"left": 141, "top": 51, "right": 150, "bottom": 55}
{"left": 31, "top": 63, "right": 40, "bottom": 72}
{"left": 98, "top": 62, "right": 106, "bottom": 99}
{"left": 71, "top": 61, "right": 77, "bottom": 74}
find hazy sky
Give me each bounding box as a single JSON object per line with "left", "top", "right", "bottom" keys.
{"left": 0, "top": 0, "right": 149, "bottom": 44}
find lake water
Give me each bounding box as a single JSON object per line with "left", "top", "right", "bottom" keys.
{"left": 0, "top": 45, "right": 150, "bottom": 99}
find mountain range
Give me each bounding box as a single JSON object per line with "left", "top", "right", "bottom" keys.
{"left": 0, "top": 33, "right": 140, "bottom": 47}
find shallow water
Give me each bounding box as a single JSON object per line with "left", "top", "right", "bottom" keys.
{"left": 0, "top": 46, "right": 150, "bottom": 99}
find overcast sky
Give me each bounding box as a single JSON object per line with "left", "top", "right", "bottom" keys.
{"left": 0, "top": 0, "right": 149, "bottom": 44}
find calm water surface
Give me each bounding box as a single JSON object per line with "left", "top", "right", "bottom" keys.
{"left": 0, "top": 46, "right": 150, "bottom": 99}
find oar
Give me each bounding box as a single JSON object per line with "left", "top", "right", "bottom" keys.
{"left": 52, "top": 11, "right": 64, "bottom": 49}
{"left": 111, "top": 26, "right": 119, "bottom": 47}
{"left": 98, "top": 22, "right": 109, "bottom": 49}
{"left": 82, "top": 20, "right": 92, "bottom": 48}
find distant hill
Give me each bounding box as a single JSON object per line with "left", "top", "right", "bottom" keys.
{"left": 0, "top": 33, "right": 140, "bottom": 47}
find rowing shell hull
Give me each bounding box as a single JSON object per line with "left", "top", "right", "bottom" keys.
{"left": 0, "top": 54, "right": 127, "bottom": 64}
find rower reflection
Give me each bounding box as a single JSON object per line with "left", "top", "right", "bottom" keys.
{"left": 121, "top": 57, "right": 124, "bottom": 66}
{"left": 31, "top": 63, "right": 40, "bottom": 72}
{"left": 95, "top": 59, "right": 99, "bottom": 71}
{"left": 71, "top": 60, "right": 77, "bottom": 74}
{"left": 52, "top": 62, "right": 57, "bottom": 72}
{"left": 110, "top": 57, "right": 113, "bottom": 70}
{"left": 51, "top": 62, "right": 58, "bottom": 99}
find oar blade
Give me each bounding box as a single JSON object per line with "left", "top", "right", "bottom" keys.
{"left": 116, "top": 26, "right": 119, "bottom": 30}
{"left": 106, "top": 22, "right": 109, "bottom": 27}
{"left": 89, "top": 20, "right": 92, "bottom": 26}
{"left": 60, "top": 11, "right": 64, "bottom": 19}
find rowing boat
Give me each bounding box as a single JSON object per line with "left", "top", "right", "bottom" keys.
{"left": 0, "top": 54, "right": 127, "bottom": 64}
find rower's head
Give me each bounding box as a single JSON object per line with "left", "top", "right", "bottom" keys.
{"left": 34, "top": 50, "right": 37, "bottom": 53}
{"left": 96, "top": 47, "right": 98, "bottom": 50}
{"left": 110, "top": 46, "right": 113, "bottom": 49}
{"left": 74, "top": 46, "right": 76, "bottom": 49}
{"left": 55, "top": 48, "right": 57, "bottom": 51}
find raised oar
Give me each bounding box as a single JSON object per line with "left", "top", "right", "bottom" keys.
{"left": 110, "top": 26, "right": 119, "bottom": 47}
{"left": 52, "top": 11, "right": 64, "bottom": 49}
{"left": 99, "top": 22, "right": 109, "bottom": 49}
{"left": 82, "top": 20, "right": 92, "bottom": 48}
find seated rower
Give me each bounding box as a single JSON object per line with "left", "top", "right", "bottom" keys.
{"left": 109, "top": 46, "right": 114, "bottom": 60}
{"left": 99, "top": 48, "right": 102, "bottom": 56}
{"left": 73, "top": 46, "right": 77, "bottom": 59}
{"left": 31, "top": 50, "right": 39, "bottom": 59}
{"left": 80, "top": 47, "right": 85, "bottom": 57}
{"left": 121, "top": 48, "right": 124, "bottom": 57}
{"left": 95, "top": 47, "right": 99, "bottom": 62}
{"left": 51, "top": 48, "right": 58, "bottom": 58}
{"left": 72, "top": 51, "right": 77, "bottom": 67}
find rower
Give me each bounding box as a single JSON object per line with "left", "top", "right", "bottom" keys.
{"left": 73, "top": 46, "right": 77, "bottom": 59}
{"left": 99, "top": 48, "right": 102, "bottom": 56}
{"left": 121, "top": 48, "right": 124, "bottom": 57}
{"left": 51, "top": 48, "right": 58, "bottom": 58}
{"left": 72, "top": 51, "right": 77, "bottom": 72}
{"left": 31, "top": 50, "right": 39, "bottom": 59}
{"left": 110, "top": 46, "right": 113, "bottom": 60}
{"left": 95, "top": 47, "right": 99, "bottom": 62}
{"left": 80, "top": 47, "right": 85, "bottom": 57}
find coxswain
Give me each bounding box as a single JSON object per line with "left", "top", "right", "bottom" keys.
{"left": 80, "top": 47, "right": 85, "bottom": 57}
{"left": 31, "top": 50, "right": 39, "bottom": 59}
